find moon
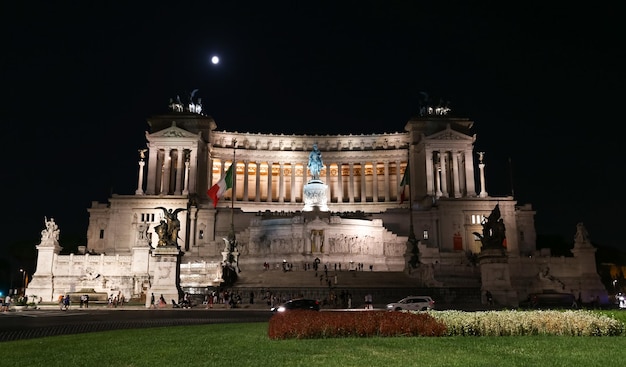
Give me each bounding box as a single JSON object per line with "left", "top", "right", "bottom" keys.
{"left": 211, "top": 56, "right": 219, "bottom": 65}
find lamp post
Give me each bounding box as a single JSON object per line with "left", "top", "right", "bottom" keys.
{"left": 19, "top": 269, "right": 26, "bottom": 296}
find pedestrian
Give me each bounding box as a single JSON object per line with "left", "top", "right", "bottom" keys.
{"left": 364, "top": 293, "right": 373, "bottom": 309}
{"left": 159, "top": 294, "right": 166, "bottom": 307}
{"left": 150, "top": 293, "right": 156, "bottom": 309}
{"left": 206, "top": 291, "right": 214, "bottom": 309}
{"left": 485, "top": 290, "right": 494, "bottom": 306}
{"left": 63, "top": 294, "right": 70, "bottom": 310}
{"left": 1, "top": 295, "right": 10, "bottom": 312}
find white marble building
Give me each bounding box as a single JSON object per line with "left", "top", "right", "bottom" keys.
{"left": 26, "top": 99, "right": 607, "bottom": 307}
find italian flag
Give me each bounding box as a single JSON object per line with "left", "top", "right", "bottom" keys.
{"left": 400, "top": 165, "right": 409, "bottom": 204}
{"left": 208, "top": 164, "right": 234, "bottom": 208}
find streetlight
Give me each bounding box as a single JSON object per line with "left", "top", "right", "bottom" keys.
{"left": 19, "top": 269, "right": 26, "bottom": 296}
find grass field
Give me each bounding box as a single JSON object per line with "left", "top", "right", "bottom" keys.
{"left": 1, "top": 318, "right": 625, "bottom": 367}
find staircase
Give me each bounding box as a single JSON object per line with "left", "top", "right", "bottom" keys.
{"left": 225, "top": 269, "right": 486, "bottom": 311}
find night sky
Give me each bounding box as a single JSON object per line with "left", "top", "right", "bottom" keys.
{"left": 3, "top": 2, "right": 624, "bottom": 274}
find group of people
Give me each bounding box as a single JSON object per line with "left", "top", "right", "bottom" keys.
{"left": 79, "top": 294, "right": 90, "bottom": 308}
{"left": 107, "top": 292, "right": 126, "bottom": 307}
{"left": 149, "top": 293, "right": 167, "bottom": 308}
{"left": 58, "top": 294, "right": 71, "bottom": 310}
{"left": 1, "top": 295, "right": 11, "bottom": 312}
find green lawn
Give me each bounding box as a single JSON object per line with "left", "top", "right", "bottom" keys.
{"left": 1, "top": 321, "right": 625, "bottom": 367}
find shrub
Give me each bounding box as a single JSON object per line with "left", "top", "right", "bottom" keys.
{"left": 428, "top": 310, "right": 625, "bottom": 337}
{"left": 267, "top": 310, "right": 625, "bottom": 339}
{"left": 268, "top": 310, "right": 447, "bottom": 339}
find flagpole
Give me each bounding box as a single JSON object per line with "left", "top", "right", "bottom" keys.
{"left": 228, "top": 139, "right": 237, "bottom": 261}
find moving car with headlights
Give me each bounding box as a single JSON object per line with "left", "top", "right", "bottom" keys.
{"left": 386, "top": 296, "right": 435, "bottom": 311}
{"left": 271, "top": 298, "right": 321, "bottom": 312}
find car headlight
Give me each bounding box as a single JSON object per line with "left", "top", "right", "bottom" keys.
{"left": 276, "top": 306, "right": 286, "bottom": 312}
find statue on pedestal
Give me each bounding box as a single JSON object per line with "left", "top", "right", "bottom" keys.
{"left": 307, "top": 143, "right": 324, "bottom": 181}
{"left": 303, "top": 144, "right": 329, "bottom": 211}
{"left": 154, "top": 207, "right": 186, "bottom": 247}
{"left": 473, "top": 204, "right": 506, "bottom": 250}
{"left": 41, "top": 217, "right": 60, "bottom": 242}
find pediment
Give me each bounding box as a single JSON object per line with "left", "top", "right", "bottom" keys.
{"left": 426, "top": 124, "right": 472, "bottom": 141}
{"left": 149, "top": 122, "right": 197, "bottom": 139}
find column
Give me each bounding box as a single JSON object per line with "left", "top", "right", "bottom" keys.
{"left": 360, "top": 162, "right": 366, "bottom": 202}
{"left": 326, "top": 162, "right": 332, "bottom": 202}
{"left": 255, "top": 162, "right": 261, "bottom": 202}
{"left": 243, "top": 160, "right": 250, "bottom": 201}
{"left": 383, "top": 161, "right": 390, "bottom": 202}
{"left": 425, "top": 149, "right": 435, "bottom": 196}
{"left": 348, "top": 162, "right": 354, "bottom": 203}
{"left": 162, "top": 153, "right": 171, "bottom": 195}
{"left": 478, "top": 153, "right": 488, "bottom": 197}
{"left": 146, "top": 147, "right": 158, "bottom": 195}
{"left": 217, "top": 161, "right": 225, "bottom": 185}
{"left": 182, "top": 160, "right": 190, "bottom": 195}
{"left": 372, "top": 161, "right": 378, "bottom": 202}
{"left": 452, "top": 152, "right": 462, "bottom": 198}
{"left": 175, "top": 148, "right": 184, "bottom": 195}
{"left": 465, "top": 150, "right": 477, "bottom": 196}
{"left": 395, "top": 160, "right": 402, "bottom": 202}
{"left": 157, "top": 150, "right": 165, "bottom": 195}
{"left": 290, "top": 162, "right": 296, "bottom": 202}
{"left": 135, "top": 160, "right": 145, "bottom": 195}
{"left": 188, "top": 149, "right": 197, "bottom": 194}
{"left": 231, "top": 161, "right": 237, "bottom": 202}
{"left": 266, "top": 162, "right": 273, "bottom": 202}
{"left": 440, "top": 151, "right": 449, "bottom": 197}
{"left": 435, "top": 153, "right": 442, "bottom": 198}
{"left": 336, "top": 163, "right": 343, "bottom": 203}
{"left": 278, "top": 162, "right": 285, "bottom": 203}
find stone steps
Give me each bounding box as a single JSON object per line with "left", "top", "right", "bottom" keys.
{"left": 228, "top": 269, "right": 487, "bottom": 310}
{"left": 235, "top": 269, "right": 418, "bottom": 288}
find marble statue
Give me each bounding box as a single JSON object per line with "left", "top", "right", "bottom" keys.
{"left": 41, "top": 216, "right": 60, "bottom": 241}
{"left": 575, "top": 222, "right": 590, "bottom": 243}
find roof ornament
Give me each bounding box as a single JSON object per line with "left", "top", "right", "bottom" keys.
{"left": 418, "top": 92, "right": 452, "bottom": 116}
{"left": 168, "top": 89, "right": 203, "bottom": 114}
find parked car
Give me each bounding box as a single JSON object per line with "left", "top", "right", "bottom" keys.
{"left": 271, "top": 298, "right": 321, "bottom": 312}
{"left": 386, "top": 296, "right": 435, "bottom": 311}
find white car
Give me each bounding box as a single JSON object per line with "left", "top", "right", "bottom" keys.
{"left": 386, "top": 296, "right": 435, "bottom": 311}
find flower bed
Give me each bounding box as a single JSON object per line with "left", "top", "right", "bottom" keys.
{"left": 268, "top": 309, "right": 625, "bottom": 339}
{"left": 268, "top": 310, "right": 446, "bottom": 339}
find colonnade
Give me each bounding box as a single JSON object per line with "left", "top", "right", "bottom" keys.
{"left": 142, "top": 147, "right": 198, "bottom": 195}
{"left": 211, "top": 159, "right": 407, "bottom": 204}
{"left": 424, "top": 149, "right": 477, "bottom": 198}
